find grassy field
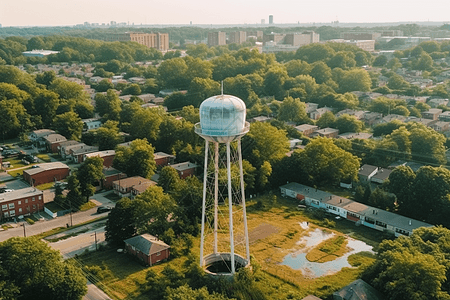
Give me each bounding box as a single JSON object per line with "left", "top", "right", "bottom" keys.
{"left": 80, "top": 201, "right": 97, "bottom": 211}
{"left": 75, "top": 192, "right": 382, "bottom": 300}
{"left": 5, "top": 158, "right": 29, "bottom": 169}
{"left": 37, "top": 153, "right": 53, "bottom": 162}
{"left": 7, "top": 167, "right": 31, "bottom": 177}
{"left": 306, "top": 235, "right": 348, "bottom": 263}
{"left": 36, "top": 182, "right": 54, "bottom": 190}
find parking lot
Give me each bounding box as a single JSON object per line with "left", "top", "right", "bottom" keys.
{"left": 3, "top": 179, "right": 31, "bottom": 190}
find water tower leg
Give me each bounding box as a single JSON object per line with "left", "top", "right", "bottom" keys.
{"left": 214, "top": 142, "right": 219, "bottom": 254}
{"left": 226, "top": 141, "right": 235, "bottom": 274}
{"left": 238, "top": 138, "right": 250, "bottom": 263}
{"left": 200, "top": 140, "right": 209, "bottom": 267}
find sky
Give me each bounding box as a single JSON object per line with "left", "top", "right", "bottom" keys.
{"left": 1, "top": 0, "right": 449, "bottom": 27}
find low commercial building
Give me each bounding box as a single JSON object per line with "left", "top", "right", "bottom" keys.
{"left": 101, "top": 167, "right": 126, "bottom": 190}
{"left": 23, "top": 162, "right": 71, "bottom": 186}
{"left": 44, "top": 134, "right": 67, "bottom": 153}
{"left": 112, "top": 176, "right": 156, "bottom": 198}
{"left": 124, "top": 234, "right": 170, "bottom": 266}
{"left": 154, "top": 152, "right": 175, "bottom": 168}
{"left": 0, "top": 187, "right": 44, "bottom": 220}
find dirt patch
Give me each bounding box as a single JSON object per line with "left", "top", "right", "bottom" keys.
{"left": 249, "top": 223, "right": 280, "bottom": 244}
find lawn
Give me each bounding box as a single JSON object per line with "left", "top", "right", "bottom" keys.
{"left": 306, "top": 235, "right": 348, "bottom": 263}
{"left": 103, "top": 192, "right": 121, "bottom": 201}
{"left": 7, "top": 166, "right": 31, "bottom": 177}
{"left": 75, "top": 192, "right": 382, "bottom": 300}
{"left": 37, "top": 153, "right": 52, "bottom": 162}
{"left": 36, "top": 182, "right": 54, "bottom": 190}
{"left": 5, "top": 158, "right": 30, "bottom": 169}
{"left": 80, "top": 201, "right": 97, "bottom": 211}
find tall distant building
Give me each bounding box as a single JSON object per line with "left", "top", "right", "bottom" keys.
{"left": 261, "top": 19, "right": 265, "bottom": 24}
{"left": 269, "top": 15, "right": 273, "bottom": 24}
{"left": 208, "top": 32, "right": 226, "bottom": 47}
{"left": 102, "top": 32, "right": 169, "bottom": 51}
{"left": 229, "top": 31, "right": 247, "bottom": 44}
{"left": 284, "top": 32, "right": 320, "bottom": 46}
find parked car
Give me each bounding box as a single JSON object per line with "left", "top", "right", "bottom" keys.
{"left": 0, "top": 188, "right": 14, "bottom": 193}
{"left": 97, "top": 206, "right": 112, "bottom": 214}
{"left": 24, "top": 155, "right": 38, "bottom": 163}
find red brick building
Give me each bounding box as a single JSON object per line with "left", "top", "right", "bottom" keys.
{"left": 84, "top": 150, "right": 115, "bottom": 167}
{"left": 23, "top": 162, "right": 71, "bottom": 186}
{"left": 101, "top": 167, "right": 127, "bottom": 190}
{"left": 170, "top": 162, "right": 198, "bottom": 179}
{"left": 44, "top": 134, "right": 67, "bottom": 153}
{"left": 1, "top": 187, "right": 44, "bottom": 220}
{"left": 70, "top": 146, "right": 99, "bottom": 163}
{"left": 154, "top": 152, "right": 175, "bottom": 168}
{"left": 124, "top": 234, "right": 170, "bottom": 266}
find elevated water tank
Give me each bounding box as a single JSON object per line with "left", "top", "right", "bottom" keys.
{"left": 199, "top": 95, "right": 246, "bottom": 137}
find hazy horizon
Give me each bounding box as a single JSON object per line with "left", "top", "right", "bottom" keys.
{"left": 1, "top": 0, "right": 449, "bottom": 27}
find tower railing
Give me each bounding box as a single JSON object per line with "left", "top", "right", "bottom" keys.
{"left": 194, "top": 122, "right": 250, "bottom": 137}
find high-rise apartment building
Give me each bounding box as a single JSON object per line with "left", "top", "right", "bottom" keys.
{"left": 341, "top": 32, "right": 381, "bottom": 40}
{"left": 103, "top": 32, "right": 169, "bottom": 51}
{"left": 284, "top": 31, "right": 320, "bottom": 46}
{"left": 229, "top": 31, "right": 247, "bottom": 44}
{"left": 208, "top": 32, "right": 226, "bottom": 47}
{"left": 269, "top": 15, "right": 273, "bottom": 24}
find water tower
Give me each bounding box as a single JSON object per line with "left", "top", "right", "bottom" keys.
{"left": 195, "top": 94, "right": 250, "bottom": 275}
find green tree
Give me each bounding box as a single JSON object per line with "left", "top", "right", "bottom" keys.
{"left": 297, "top": 137, "right": 360, "bottom": 185}
{"left": 373, "top": 55, "right": 388, "bottom": 67}
{"left": 285, "top": 59, "right": 311, "bottom": 77}
{"left": 130, "top": 107, "right": 164, "bottom": 142}
{"left": 309, "top": 61, "right": 332, "bottom": 84}
{"left": 105, "top": 197, "right": 137, "bottom": 246}
{"left": 263, "top": 66, "right": 288, "bottom": 99}
{"left": 277, "top": 96, "right": 309, "bottom": 123}
{"left": 49, "top": 78, "right": 86, "bottom": 101}
{"left": 53, "top": 111, "right": 83, "bottom": 140}
{"left": 113, "top": 138, "right": 156, "bottom": 179}
{"left": 95, "top": 79, "right": 114, "bottom": 92}
{"left": 77, "top": 156, "right": 104, "bottom": 203}
{"left": 334, "top": 114, "right": 364, "bottom": 133}
{"left": 94, "top": 89, "right": 122, "bottom": 121}
{"left": 0, "top": 237, "right": 87, "bottom": 300}
{"left": 157, "top": 57, "right": 188, "bottom": 89}
{"left": 34, "top": 90, "right": 60, "bottom": 127}
{"left": 316, "top": 111, "right": 336, "bottom": 128}
{"left": 95, "top": 120, "right": 124, "bottom": 150}
{"left": 338, "top": 69, "right": 372, "bottom": 93}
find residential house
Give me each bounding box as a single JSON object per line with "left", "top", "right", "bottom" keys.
{"left": 131, "top": 180, "right": 157, "bottom": 199}
{"left": 84, "top": 150, "right": 115, "bottom": 167}
{"left": 23, "top": 162, "right": 70, "bottom": 186}
{"left": 124, "top": 234, "right": 170, "bottom": 266}
{"left": 44, "top": 134, "right": 67, "bottom": 153}
{"left": 70, "top": 146, "right": 99, "bottom": 163}
{"left": 154, "top": 152, "right": 175, "bottom": 168}
{"left": 374, "top": 114, "right": 406, "bottom": 125}
{"left": 404, "top": 117, "right": 436, "bottom": 127}
{"left": 305, "top": 102, "right": 319, "bottom": 114}
{"left": 428, "top": 98, "right": 449, "bottom": 108}
{"left": 335, "top": 109, "right": 366, "bottom": 120}
{"left": 28, "top": 129, "right": 56, "bottom": 142}
{"left": 371, "top": 168, "right": 392, "bottom": 184}
{"left": 422, "top": 108, "right": 443, "bottom": 120}
{"left": 101, "top": 167, "right": 126, "bottom": 190}
{"left": 82, "top": 118, "right": 102, "bottom": 131}
{"left": 337, "top": 132, "right": 373, "bottom": 140}
{"left": 250, "top": 116, "right": 272, "bottom": 123}
{"left": 60, "top": 142, "right": 86, "bottom": 159}
{"left": 0, "top": 187, "right": 44, "bottom": 221}
{"left": 302, "top": 296, "right": 322, "bottom": 300}
{"left": 170, "top": 162, "right": 198, "bottom": 179}
{"left": 430, "top": 121, "right": 450, "bottom": 132}
{"left": 333, "top": 279, "right": 386, "bottom": 300}
{"left": 112, "top": 176, "right": 155, "bottom": 198}
{"left": 358, "top": 164, "right": 378, "bottom": 183}
{"left": 294, "top": 124, "right": 319, "bottom": 137}
{"left": 310, "top": 107, "right": 332, "bottom": 120}
{"left": 312, "top": 128, "right": 339, "bottom": 138}
{"left": 280, "top": 182, "right": 432, "bottom": 237}
{"left": 362, "top": 112, "right": 383, "bottom": 126}
{"left": 439, "top": 111, "right": 450, "bottom": 122}
{"left": 57, "top": 140, "right": 81, "bottom": 157}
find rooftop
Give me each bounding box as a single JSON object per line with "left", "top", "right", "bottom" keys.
{"left": 84, "top": 150, "right": 116, "bottom": 158}
{"left": 44, "top": 134, "right": 67, "bottom": 143}
{"left": 0, "top": 187, "right": 43, "bottom": 204}
{"left": 124, "top": 234, "right": 170, "bottom": 255}
{"left": 280, "top": 182, "right": 333, "bottom": 201}
{"left": 23, "top": 162, "right": 70, "bottom": 176}
{"left": 113, "top": 176, "right": 153, "bottom": 188}
{"left": 170, "top": 162, "right": 198, "bottom": 172}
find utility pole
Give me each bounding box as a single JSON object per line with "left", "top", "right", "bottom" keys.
{"left": 23, "top": 223, "right": 26, "bottom": 237}
{"left": 94, "top": 231, "right": 98, "bottom": 251}
{"left": 69, "top": 199, "right": 73, "bottom": 227}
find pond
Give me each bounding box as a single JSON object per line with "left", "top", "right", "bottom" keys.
{"left": 281, "top": 227, "right": 373, "bottom": 277}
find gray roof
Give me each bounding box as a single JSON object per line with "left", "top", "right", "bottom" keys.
{"left": 71, "top": 146, "right": 99, "bottom": 156}
{"left": 359, "top": 164, "right": 378, "bottom": 177}
{"left": 301, "top": 296, "right": 322, "bottom": 300}
{"left": 23, "top": 162, "right": 70, "bottom": 176}
{"left": 170, "top": 162, "right": 198, "bottom": 172}
{"left": 371, "top": 168, "right": 392, "bottom": 181}
{"left": 333, "top": 279, "right": 386, "bottom": 300}
{"left": 0, "top": 187, "right": 43, "bottom": 204}
{"left": 44, "top": 134, "right": 67, "bottom": 143}
{"left": 124, "top": 234, "right": 170, "bottom": 255}
{"left": 280, "top": 182, "right": 333, "bottom": 201}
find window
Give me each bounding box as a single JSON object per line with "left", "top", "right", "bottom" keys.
{"left": 1, "top": 205, "right": 7, "bottom": 211}
{"left": 25, "top": 199, "right": 28, "bottom": 203}
{"left": 312, "top": 200, "right": 320, "bottom": 205}
{"left": 4, "top": 212, "right": 9, "bottom": 218}
{"left": 9, "top": 211, "right": 15, "bottom": 217}
{"left": 8, "top": 203, "right": 14, "bottom": 209}
{"left": 18, "top": 201, "right": 21, "bottom": 205}
{"left": 32, "top": 205, "right": 36, "bottom": 210}
{"left": 38, "top": 196, "right": 42, "bottom": 200}
{"left": 395, "top": 228, "right": 409, "bottom": 236}
{"left": 156, "top": 251, "right": 161, "bottom": 256}
{"left": 32, "top": 197, "right": 35, "bottom": 201}
{"left": 375, "top": 220, "right": 387, "bottom": 228}
{"left": 18, "top": 208, "right": 22, "bottom": 213}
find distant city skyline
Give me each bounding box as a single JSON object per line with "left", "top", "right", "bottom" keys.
{"left": 1, "top": 0, "right": 449, "bottom": 27}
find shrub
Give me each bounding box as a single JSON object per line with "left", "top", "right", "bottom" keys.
{"left": 26, "top": 218, "right": 35, "bottom": 225}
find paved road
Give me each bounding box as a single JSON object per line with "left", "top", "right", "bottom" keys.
{"left": 84, "top": 281, "right": 112, "bottom": 300}
{"left": 0, "top": 190, "right": 116, "bottom": 242}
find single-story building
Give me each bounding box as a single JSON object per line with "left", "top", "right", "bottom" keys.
{"left": 23, "top": 162, "right": 71, "bottom": 186}
{"left": 170, "top": 162, "right": 198, "bottom": 179}
{"left": 28, "top": 129, "right": 56, "bottom": 142}
{"left": 60, "top": 142, "right": 86, "bottom": 159}
{"left": 101, "top": 167, "right": 127, "bottom": 190}
{"left": 371, "top": 168, "right": 392, "bottom": 184}
{"left": 112, "top": 176, "right": 156, "bottom": 198}
{"left": 358, "top": 164, "right": 378, "bottom": 183}
{"left": 124, "top": 234, "right": 170, "bottom": 266}
{"left": 280, "top": 182, "right": 433, "bottom": 237}
{"left": 294, "top": 124, "right": 319, "bottom": 137}
{"left": 70, "top": 146, "right": 99, "bottom": 163}
{"left": 333, "top": 279, "right": 385, "bottom": 300}
{"left": 312, "top": 128, "right": 339, "bottom": 138}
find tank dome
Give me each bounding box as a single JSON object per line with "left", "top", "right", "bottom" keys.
{"left": 199, "top": 95, "right": 246, "bottom": 137}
